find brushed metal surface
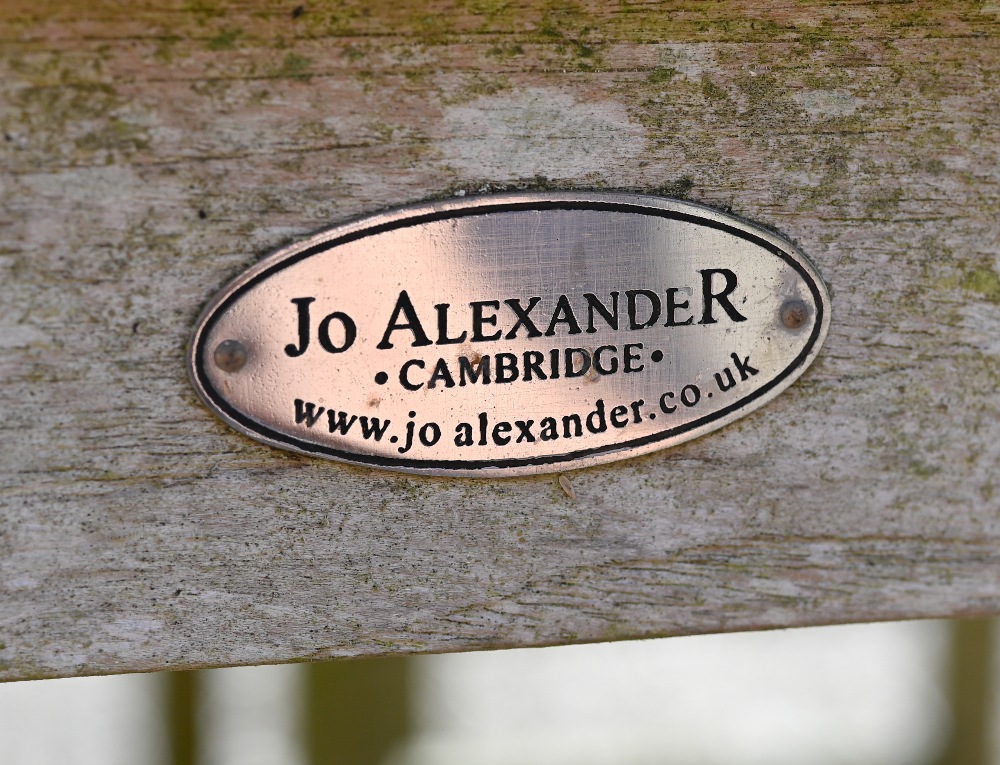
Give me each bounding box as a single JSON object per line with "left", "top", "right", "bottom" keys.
{"left": 188, "top": 193, "right": 830, "bottom": 477}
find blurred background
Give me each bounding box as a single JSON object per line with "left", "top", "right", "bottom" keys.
{"left": 0, "top": 618, "right": 993, "bottom": 765}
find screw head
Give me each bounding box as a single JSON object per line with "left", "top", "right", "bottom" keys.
{"left": 780, "top": 300, "right": 809, "bottom": 330}
{"left": 214, "top": 339, "right": 248, "bottom": 372}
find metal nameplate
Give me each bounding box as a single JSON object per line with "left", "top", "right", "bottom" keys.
{"left": 189, "top": 193, "right": 830, "bottom": 477}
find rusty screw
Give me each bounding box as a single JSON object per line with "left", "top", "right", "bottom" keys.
{"left": 780, "top": 300, "right": 809, "bottom": 330}
{"left": 214, "top": 339, "right": 248, "bottom": 372}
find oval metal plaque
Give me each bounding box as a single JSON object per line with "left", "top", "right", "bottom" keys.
{"left": 189, "top": 193, "right": 830, "bottom": 477}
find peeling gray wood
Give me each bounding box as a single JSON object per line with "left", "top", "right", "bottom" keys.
{"left": 1, "top": 1, "right": 1000, "bottom": 681}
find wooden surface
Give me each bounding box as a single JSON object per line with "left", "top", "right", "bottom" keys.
{"left": 1, "top": 0, "right": 999, "bottom": 681}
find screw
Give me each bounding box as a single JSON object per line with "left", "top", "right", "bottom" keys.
{"left": 780, "top": 300, "right": 809, "bottom": 330}
{"left": 214, "top": 339, "right": 248, "bottom": 372}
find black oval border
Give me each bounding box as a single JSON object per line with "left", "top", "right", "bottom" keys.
{"left": 193, "top": 199, "right": 826, "bottom": 472}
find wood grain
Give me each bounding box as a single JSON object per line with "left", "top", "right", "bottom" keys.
{"left": 1, "top": 0, "right": 999, "bottom": 681}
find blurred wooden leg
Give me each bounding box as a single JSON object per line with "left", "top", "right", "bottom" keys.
{"left": 304, "top": 657, "right": 411, "bottom": 765}
{"left": 165, "top": 670, "right": 199, "bottom": 765}
{"left": 933, "top": 619, "right": 994, "bottom": 765}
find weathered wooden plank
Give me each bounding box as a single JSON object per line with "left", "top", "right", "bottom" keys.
{"left": 1, "top": 0, "right": 999, "bottom": 681}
